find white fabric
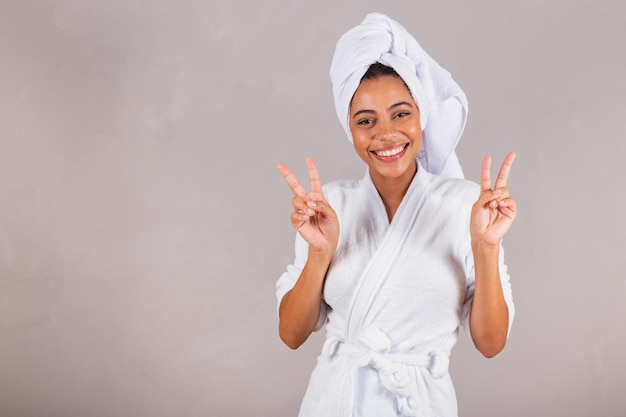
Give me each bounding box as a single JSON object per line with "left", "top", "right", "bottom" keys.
{"left": 329, "top": 12, "right": 469, "bottom": 179}
{"left": 276, "top": 165, "right": 515, "bottom": 417}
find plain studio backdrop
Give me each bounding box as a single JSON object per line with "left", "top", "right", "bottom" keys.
{"left": 0, "top": 0, "right": 625, "bottom": 416}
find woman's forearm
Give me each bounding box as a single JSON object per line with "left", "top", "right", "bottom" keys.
{"left": 279, "top": 249, "right": 333, "bottom": 349}
{"left": 469, "top": 242, "right": 509, "bottom": 357}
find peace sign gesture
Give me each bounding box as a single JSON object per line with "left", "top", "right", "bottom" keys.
{"left": 470, "top": 152, "right": 517, "bottom": 248}
{"left": 277, "top": 157, "right": 339, "bottom": 255}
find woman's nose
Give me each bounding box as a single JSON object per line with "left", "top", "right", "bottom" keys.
{"left": 374, "top": 120, "right": 395, "bottom": 140}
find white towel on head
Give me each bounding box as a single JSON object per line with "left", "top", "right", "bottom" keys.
{"left": 330, "top": 12, "right": 468, "bottom": 179}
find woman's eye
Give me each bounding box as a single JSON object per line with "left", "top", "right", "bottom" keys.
{"left": 395, "top": 111, "right": 410, "bottom": 118}
{"left": 357, "top": 118, "right": 374, "bottom": 126}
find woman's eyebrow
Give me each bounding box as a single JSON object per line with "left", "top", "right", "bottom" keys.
{"left": 388, "top": 101, "right": 414, "bottom": 111}
{"left": 352, "top": 109, "right": 376, "bottom": 119}
{"left": 352, "top": 101, "right": 414, "bottom": 119}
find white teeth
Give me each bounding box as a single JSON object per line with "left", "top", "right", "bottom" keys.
{"left": 375, "top": 145, "right": 405, "bottom": 157}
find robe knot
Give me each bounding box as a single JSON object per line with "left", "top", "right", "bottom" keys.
{"left": 322, "top": 327, "right": 449, "bottom": 417}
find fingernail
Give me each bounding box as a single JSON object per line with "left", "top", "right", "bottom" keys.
{"left": 308, "top": 201, "right": 317, "bottom": 207}
{"left": 306, "top": 208, "right": 314, "bottom": 215}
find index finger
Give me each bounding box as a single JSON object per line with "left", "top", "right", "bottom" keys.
{"left": 276, "top": 162, "right": 307, "bottom": 198}
{"left": 480, "top": 155, "right": 492, "bottom": 192}
{"left": 305, "top": 157, "right": 323, "bottom": 197}
{"left": 494, "top": 151, "right": 516, "bottom": 189}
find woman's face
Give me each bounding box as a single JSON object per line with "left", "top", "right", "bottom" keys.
{"left": 349, "top": 75, "right": 422, "bottom": 186}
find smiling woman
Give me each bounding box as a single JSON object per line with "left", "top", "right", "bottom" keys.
{"left": 275, "top": 12, "right": 517, "bottom": 417}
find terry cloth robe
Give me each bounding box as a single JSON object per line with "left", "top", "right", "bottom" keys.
{"left": 276, "top": 163, "right": 514, "bottom": 417}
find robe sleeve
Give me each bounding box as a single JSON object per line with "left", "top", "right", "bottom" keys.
{"left": 461, "top": 243, "right": 515, "bottom": 345}
{"left": 275, "top": 233, "right": 329, "bottom": 331}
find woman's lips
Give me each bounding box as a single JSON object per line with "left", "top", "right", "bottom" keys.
{"left": 371, "top": 143, "right": 409, "bottom": 160}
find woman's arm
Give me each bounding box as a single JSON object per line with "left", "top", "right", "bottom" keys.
{"left": 469, "top": 243, "right": 509, "bottom": 357}
{"left": 276, "top": 157, "right": 339, "bottom": 349}
{"left": 469, "top": 152, "right": 517, "bottom": 357}
{"left": 279, "top": 249, "right": 333, "bottom": 349}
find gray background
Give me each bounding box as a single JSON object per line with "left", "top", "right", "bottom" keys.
{"left": 1, "top": 0, "right": 625, "bottom": 416}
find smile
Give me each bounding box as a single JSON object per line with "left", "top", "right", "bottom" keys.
{"left": 372, "top": 144, "right": 408, "bottom": 157}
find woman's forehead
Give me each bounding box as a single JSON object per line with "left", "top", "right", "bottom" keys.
{"left": 351, "top": 76, "right": 416, "bottom": 110}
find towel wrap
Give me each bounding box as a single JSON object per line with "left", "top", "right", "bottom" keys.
{"left": 330, "top": 12, "right": 468, "bottom": 179}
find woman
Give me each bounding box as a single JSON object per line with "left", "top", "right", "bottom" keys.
{"left": 276, "top": 13, "right": 516, "bottom": 417}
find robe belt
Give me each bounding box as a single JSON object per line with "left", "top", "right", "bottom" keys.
{"left": 322, "top": 326, "right": 449, "bottom": 417}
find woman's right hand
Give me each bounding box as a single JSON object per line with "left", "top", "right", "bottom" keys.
{"left": 277, "top": 157, "right": 339, "bottom": 256}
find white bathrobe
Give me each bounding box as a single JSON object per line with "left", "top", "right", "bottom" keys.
{"left": 276, "top": 163, "right": 514, "bottom": 417}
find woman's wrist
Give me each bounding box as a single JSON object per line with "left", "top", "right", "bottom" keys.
{"left": 471, "top": 238, "right": 500, "bottom": 255}
{"left": 307, "top": 246, "right": 335, "bottom": 265}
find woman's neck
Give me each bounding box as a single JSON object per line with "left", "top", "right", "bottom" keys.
{"left": 371, "top": 161, "right": 417, "bottom": 222}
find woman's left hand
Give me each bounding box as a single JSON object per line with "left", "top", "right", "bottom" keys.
{"left": 470, "top": 152, "right": 517, "bottom": 247}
